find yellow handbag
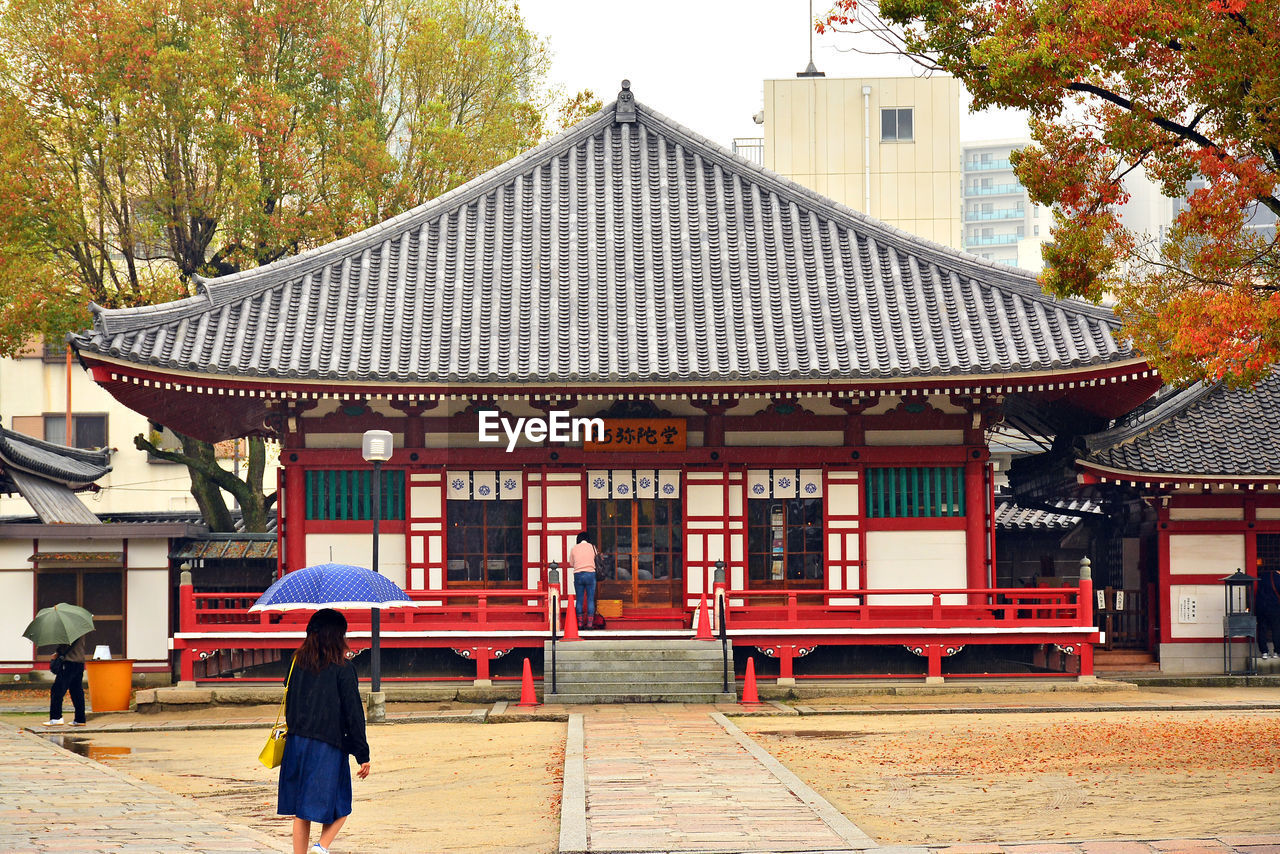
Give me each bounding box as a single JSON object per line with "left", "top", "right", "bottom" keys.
{"left": 258, "top": 657, "right": 296, "bottom": 769}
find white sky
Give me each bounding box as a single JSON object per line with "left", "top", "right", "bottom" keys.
{"left": 519, "top": 0, "right": 1030, "bottom": 146}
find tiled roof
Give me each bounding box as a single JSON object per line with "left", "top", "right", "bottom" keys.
{"left": 0, "top": 428, "right": 111, "bottom": 525}
{"left": 72, "top": 92, "right": 1134, "bottom": 387}
{"left": 1083, "top": 374, "right": 1280, "bottom": 477}
{"left": 0, "top": 427, "right": 111, "bottom": 487}
{"left": 995, "top": 497, "right": 1101, "bottom": 530}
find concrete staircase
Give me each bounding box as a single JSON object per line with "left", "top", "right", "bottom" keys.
{"left": 542, "top": 639, "right": 737, "bottom": 703}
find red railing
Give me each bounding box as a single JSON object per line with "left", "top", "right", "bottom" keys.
{"left": 180, "top": 586, "right": 552, "bottom": 634}
{"left": 719, "top": 585, "right": 1091, "bottom": 629}
{"left": 174, "top": 578, "right": 1096, "bottom": 682}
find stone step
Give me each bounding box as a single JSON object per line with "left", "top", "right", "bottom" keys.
{"left": 550, "top": 674, "right": 729, "bottom": 690}
{"left": 542, "top": 638, "right": 735, "bottom": 703}
{"left": 549, "top": 639, "right": 723, "bottom": 650}
{"left": 544, "top": 691, "right": 738, "bottom": 704}
{"left": 550, "top": 655, "right": 732, "bottom": 665}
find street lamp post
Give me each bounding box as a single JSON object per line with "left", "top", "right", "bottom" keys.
{"left": 362, "top": 430, "right": 393, "bottom": 709}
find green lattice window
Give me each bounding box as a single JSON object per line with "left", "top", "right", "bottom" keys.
{"left": 305, "top": 470, "right": 405, "bottom": 520}
{"left": 866, "top": 467, "right": 965, "bottom": 518}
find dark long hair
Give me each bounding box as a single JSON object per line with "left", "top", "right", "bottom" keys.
{"left": 295, "top": 608, "right": 349, "bottom": 672}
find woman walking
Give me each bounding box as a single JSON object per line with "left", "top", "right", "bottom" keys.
{"left": 278, "top": 609, "right": 371, "bottom": 854}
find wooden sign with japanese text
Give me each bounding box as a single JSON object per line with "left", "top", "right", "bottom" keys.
{"left": 583, "top": 419, "right": 686, "bottom": 452}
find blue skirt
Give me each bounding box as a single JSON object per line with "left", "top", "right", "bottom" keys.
{"left": 277, "top": 734, "right": 352, "bottom": 823}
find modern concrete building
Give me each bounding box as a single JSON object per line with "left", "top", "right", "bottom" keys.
{"left": 760, "top": 76, "right": 963, "bottom": 249}
{"left": 0, "top": 339, "right": 277, "bottom": 517}
{"left": 961, "top": 140, "right": 1041, "bottom": 267}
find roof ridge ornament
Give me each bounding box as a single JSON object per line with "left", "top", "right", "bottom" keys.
{"left": 616, "top": 79, "right": 636, "bottom": 123}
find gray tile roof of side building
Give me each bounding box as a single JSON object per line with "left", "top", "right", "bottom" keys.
{"left": 0, "top": 427, "right": 112, "bottom": 525}
{"left": 1083, "top": 374, "right": 1280, "bottom": 477}
{"left": 72, "top": 91, "right": 1135, "bottom": 387}
{"left": 0, "top": 427, "right": 111, "bottom": 487}
{"left": 995, "top": 497, "right": 1102, "bottom": 530}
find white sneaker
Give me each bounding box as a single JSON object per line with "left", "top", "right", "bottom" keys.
{"left": 309, "top": 845, "right": 329, "bottom": 854}
{"left": 42, "top": 718, "right": 64, "bottom": 726}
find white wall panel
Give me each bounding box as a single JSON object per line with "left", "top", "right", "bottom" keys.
{"left": 0, "top": 572, "right": 34, "bottom": 661}
{"left": 828, "top": 483, "right": 860, "bottom": 515}
{"left": 1170, "top": 583, "right": 1229, "bottom": 639}
{"left": 305, "top": 533, "right": 406, "bottom": 589}
{"left": 1168, "top": 507, "right": 1243, "bottom": 521}
{"left": 1169, "top": 534, "right": 1244, "bottom": 576}
{"left": 546, "top": 486, "right": 581, "bottom": 518}
{"left": 127, "top": 540, "right": 168, "bottom": 568}
{"left": 126, "top": 569, "right": 169, "bottom": 662}
{"left": 865, "top": 429, "right": 965, "bottom": 446}
{"left": 687, "top": 484, "right": 724, "bottom": 515}
{"left": 865, "top": 530, "right": 966, "bottom": 604}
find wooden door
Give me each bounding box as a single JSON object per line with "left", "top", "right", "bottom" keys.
{"left": 588, "top": 497, "right": 683, "bottom": 608}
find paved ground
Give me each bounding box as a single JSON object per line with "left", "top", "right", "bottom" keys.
{"left": 3, "top": 684, "right": 1280, "bottom": 853}
{"left": 0, "top": 723, "right": 279, "bottom": 854}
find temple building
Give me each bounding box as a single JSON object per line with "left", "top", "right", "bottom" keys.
{"left": 56, "top": 84, "right": 1166, "bottom": 686}
{"left": 1069, "top": 376, "right": 1280, "bottom": 673}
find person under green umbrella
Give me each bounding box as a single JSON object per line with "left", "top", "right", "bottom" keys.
{"left": 23, "top": 604, "right": 95, "bottom": 727}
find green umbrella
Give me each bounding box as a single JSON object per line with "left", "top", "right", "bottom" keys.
{"left": 22, "top": 603, "right": 95, "bottom": 648}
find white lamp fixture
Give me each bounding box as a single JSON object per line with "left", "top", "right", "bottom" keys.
{"left": 362, "top": 429, "right": 394, "bottom": 462}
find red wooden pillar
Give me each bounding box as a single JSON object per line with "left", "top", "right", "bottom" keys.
{"left": 777, "top": 645, "right": 795, "bottom": 682}
{"left": 284, "top": 460, "right": 306, "bottom": 573}
{"left": 964, "top": 456, "right": 988, "bottom": 599}
{"left": 926, "top": 645, "right": 943, "bottom": 681}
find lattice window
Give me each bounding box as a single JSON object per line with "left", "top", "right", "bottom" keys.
{"left": 866, "top": 466, "right": 965, "bottom": 518}
{"left": 305, "top": 470, "right": 404, "bottom": 521}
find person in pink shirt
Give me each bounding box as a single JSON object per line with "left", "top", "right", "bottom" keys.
{"left": 568, "top": 532, "right": 599, "bottom": 629}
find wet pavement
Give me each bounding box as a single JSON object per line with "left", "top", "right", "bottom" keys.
{"left": 2, "top": 682, "right": 1279, "bottom": 853}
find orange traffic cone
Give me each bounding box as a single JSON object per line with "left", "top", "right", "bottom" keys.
{"left": 516, "top": 657, "right": 539, "bottom": 707}
{"left": 561, "top": 593, "right": 580, "bottom": 641}
{"left": 694, "top": 592, "right": 714, "bottom": 640}
{"left": 741, "top": 656, "right": 760, "bottom": 705}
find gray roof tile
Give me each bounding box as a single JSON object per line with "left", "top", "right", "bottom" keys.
{"left": 1084, "top": 375, "right": 1280, "bottom": 477}
{"left": 73, "top": 98, "right": 1133, "bottom": 386}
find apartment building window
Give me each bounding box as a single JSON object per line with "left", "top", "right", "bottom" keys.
{"left": 11, "top": 414, "right": 108, "bottom": 449}
{"left": 880, "top": 107, "right": 913, "bottom": 142}
{"left": 1033, "top": 225, "right": 1040, "bottom": 236}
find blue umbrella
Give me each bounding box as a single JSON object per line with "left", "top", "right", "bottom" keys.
{"left": 249, "top": 563, "right": 416, "bottom": 612}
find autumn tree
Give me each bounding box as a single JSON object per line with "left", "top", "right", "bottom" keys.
{"left": 0, "top": 0, "right": 572, "bottom": 530}
{"left": 821, "top": 0, "right": 1280, "bottom": 385}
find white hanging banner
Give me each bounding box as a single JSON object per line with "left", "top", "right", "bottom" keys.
{"left": 471, "top": 470, "right": 498, "bottom": 500}
{"left": 771, "top": 469, "right": 798, "bottom": 498}
{"left": 588, "top": 470, "right": 609, "bottom": 499}
{"left": 657, "top": 469, "right": 681, "bottom": 499}
{"left": 747, "top": 470, "right": 771, "bottom": 498}
{"left": 799, "top": 469, "right": 823, "bottom": 498}
{"left": 634, "top": 469, "right": 656, "bottom": 499}
{"left": 446, "top": 471, "right": 470, "bottom": 500}
{"left": 498, "top": 470, "right": 523, "bottom": 500}
{"left": 609, "top": 470, "right": 634, "bottom": 499}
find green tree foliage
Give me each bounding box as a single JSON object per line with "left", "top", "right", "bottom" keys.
{"left": 0, "top": 0, "right": 578, "bottom": 529}
{"left": 821, "top": 0, "right": 1280, "bottom": 385}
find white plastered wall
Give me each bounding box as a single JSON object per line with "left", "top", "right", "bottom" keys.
{"left": 124, "top": 540, "right": 170, "bottom": 663}
{"left": 865, "top": 530, "right": 967, "bottom": 604}
{"left": 1168, "top": 534, "right": 1244, "bottom": 576}
{"left": 0, "top": 539, "right": 34, "bottom": 664}
{"left": 1168, "top": 583, "right": 1229, "bottom": 639}
{"left": 304, "top": 533, "right": 406, "bottom": 589}
{"left": 126, "top": 569, "right": 169, "bottom": 663}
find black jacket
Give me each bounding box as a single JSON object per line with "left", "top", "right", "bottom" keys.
{"left": 284, "top": 658, "right": 370, "bottom": 764}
